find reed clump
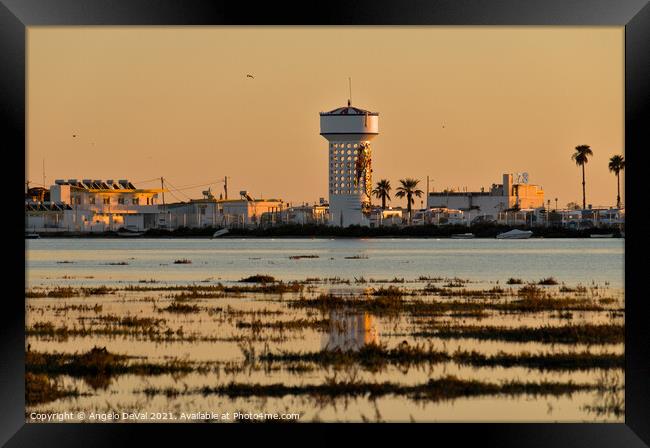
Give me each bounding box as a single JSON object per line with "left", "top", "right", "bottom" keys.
{"left": 506, "top": 278, "right": 524, "bottom": 285}
{"left": 239, "top": 275, "right": 276, "bottom": 283}
{"left": 25, "top": 372, "right": 79, "bottom": 405}
{"left": 159, "top": 301, "right": 201, "bottom": 314}
{"left": 538, "top": 277, "right": 559, "bottom": 285}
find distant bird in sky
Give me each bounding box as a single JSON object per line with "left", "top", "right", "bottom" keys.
{"left": 72, "top": 134, "right": 77, "bottom": 137}
{"left": 246, "top": 74, "right": 255, "bottom": 79}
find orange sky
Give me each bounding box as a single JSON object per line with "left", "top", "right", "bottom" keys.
{"left": 27, "top": 27, "right": 624, "bottom": 208}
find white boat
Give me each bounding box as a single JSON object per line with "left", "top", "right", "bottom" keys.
{"left": 451, "top": 233, "right": 475, "bottom": 239}
{"left": 590, "top": 233, "right": 614, "bottom": 238}
{"left": 496, "top": 229, "right": 533, "bottom": 239}
{"left": 212, "top": 228, "right": 229, "bottom": 238}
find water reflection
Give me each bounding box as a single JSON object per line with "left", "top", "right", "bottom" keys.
{"left": 322, "top": 310, "right": 379, "bottom": 351}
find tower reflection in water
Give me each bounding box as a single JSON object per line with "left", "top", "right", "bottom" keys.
{"left": 322, "top": 310, "right": 380, "bottom": 351}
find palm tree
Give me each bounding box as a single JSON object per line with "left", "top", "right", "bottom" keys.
{"left": 571, "top": 145, "right": 593, "bottom": 209}
{"left": 608, "top": 154, "right": 625, "bottom": 209}
{"left": 395, "top": 178, "right": 424, "bottom": 224}
{"left": 371, "top": 179, "right": 391, "bottom": 210}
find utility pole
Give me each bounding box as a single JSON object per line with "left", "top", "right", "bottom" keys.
{"left": 160, "top": 177, "right": 166, "bottom": 206}
{"left": 160, "top": 177, "right": 166, "bottom": 229}
{"left": 224, "top": 176, "right": 228, "bottom": 200}
{"left": 348, "top": 77, "right": 352, "bottom": 105}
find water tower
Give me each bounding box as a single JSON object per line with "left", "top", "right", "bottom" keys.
{"left": 320, "top": 100, "right": 379, "bottom": 226}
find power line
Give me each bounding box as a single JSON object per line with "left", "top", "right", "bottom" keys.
{"left": 165, "top": 189, "right": 187, "bottom": 203}
{"left": 170, "top": 179, "right": 225, "bottom": 191}
{"left": 162, "top": 178, "right": 193, "bottom": 201}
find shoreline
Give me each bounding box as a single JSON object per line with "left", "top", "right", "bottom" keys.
{"left": 26, "top": 224, "right": 623, "bottom": 239}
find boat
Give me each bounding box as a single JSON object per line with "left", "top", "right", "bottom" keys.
{"left": 117, "top": 226, "right": 143, "bottom": 237}
{"left": 212, "top": 228, "right": 229, "bottom": 238}
{"left": 116, "top": 231, "right": 144, "bottom": 237}
{"left": 25, "top": 232, "right": 40, "bottom": 239}
{"left": 496, "top": 229, "right": 533, "bottom": 239}
{"left": 451, "top": 233, "right": 475, "bottom": 239}
{"left": 590, "top": 233, "right": 614, "bottom": 238}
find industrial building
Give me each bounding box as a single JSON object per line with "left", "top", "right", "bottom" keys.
{"left": 320, "top": 101, "right": 379, "bottom": 227}
{"left": 427, "top": 173, "right": 545, "bottom": 220}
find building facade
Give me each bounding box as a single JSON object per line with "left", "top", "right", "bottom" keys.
{"left": 427, "top": 173, "right": 545, "bottom": 220}
{"left": 48, "top": 179, "right": 164, "bottom": 231}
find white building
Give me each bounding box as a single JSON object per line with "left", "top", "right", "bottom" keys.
{"left": 320, "top": 101, "right": 379, "bottom": 227}
{"left": 47, "top": 179, "right": 164, "bottom": 231}
{"left": 219, "top": 194, "right": 285, "bottom": 228}
{"left": 369, "top": 207, "right": 403, "bottom": 227}
{"left": 164, "top": 191, "right": 286, "bottom": 229}
{"left": 25, "top": 202, "right": 81, "bottom": 233}
{"left": 411, "top": 208, "right": 467, "bottom": 226}
{"left": 427, "top": 173, "right": 545, "bottom": 220}
{"left": 275, "top": 203, "right": 329, "bottom": 225}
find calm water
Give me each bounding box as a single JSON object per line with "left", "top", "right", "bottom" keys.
{"left": 26, "top": 238, "right": 625, "bottom": 288}
{"left": 25, "top": 237, "right": 625, "bottom": 422}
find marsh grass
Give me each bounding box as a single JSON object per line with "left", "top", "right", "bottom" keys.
{"left": 413, "top": 323, "right": 624, "bottom": 344}
{"left": 506, "top": 278, "right": 523, "bottom": 285}
{"left": 26, "top": 347, "right": 212, "bottom": 379}
{"left": 236, "top": 318, "right": 329, "bottom": 332}
{"left": 538, "top": 277, "right": 559, "bottom": 285}
{"left": 240, "top": 275, "right": 276, "bottom": 283}
{"left": 86, "top": 315, "right": 166, "bottom": 327}
{"left": 291, "top": 292, "right": 607, "bottom": 315}
{"left": 26, "top": 286, "right": 114, "bottom": 298}
{"left": 138, "top": 375, "right": 595, "bottom": 401}
{"left": 259, "top": 343, "right": 623, "bottom": 371}
{"left": 159, "top": 302, "right": 202, "bottom": 314}
{"left": 123, "top": 282, "right": 303, "bottom": 295}
{"left": 25, "top": 372, "right": 80, "bottom": 405}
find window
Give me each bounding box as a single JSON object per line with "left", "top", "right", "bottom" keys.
{"left": 132, "top": 198, "right": 140, "bottom": 205}
{"left": 89, "top": 197, "right": 95, "bottom": 205}
{"left": 118, "top": 197, "right": 124, "bottom": 205}
{"left": 103, "top": 197, "right": 110, "bottom": 205}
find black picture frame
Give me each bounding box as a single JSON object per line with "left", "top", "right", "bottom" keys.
{"left": 3, "top": 0, "right": 648, "bottom": 445}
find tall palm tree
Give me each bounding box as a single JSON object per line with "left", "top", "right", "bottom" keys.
{"left": 571, "top": 145, "right": 593, "bottom": 209}
{"left": 608, "top": 154, "right": 625, "bottom": 209}
{"left": 395, "top": 178, "right": 424, "bottom": 224}
{"left": 371, "top": 179, "right": 392, "bottom": 210}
